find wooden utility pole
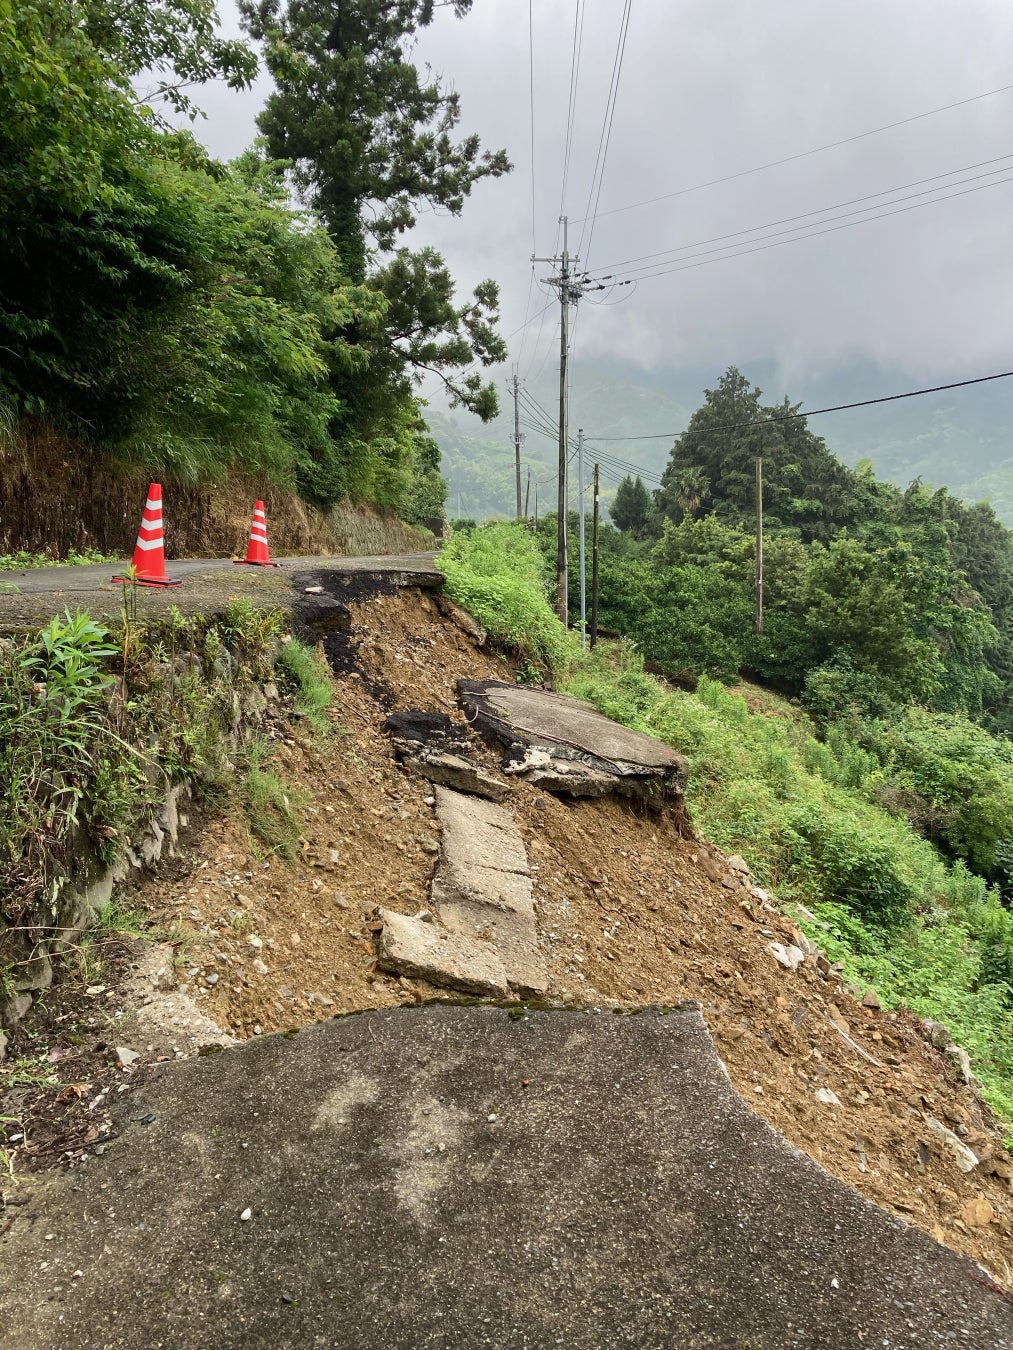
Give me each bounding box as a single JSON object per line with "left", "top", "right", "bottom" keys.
{"left": 555, "top": 226, "right": 571, "bottom": 624}
{"left": 534, "top": 215, "right": 591, "bottom": 627}
{"left": 590, "top": 462, "right": 601, "bottom": 648}
{"left": 524, "top": 467, "right": 531, "bottom": 518}
{"left": 509, "top": 373, "right": 523, "bottom": 519}
{"left": 755, "top": 456, "right": 764, "bottom": 635}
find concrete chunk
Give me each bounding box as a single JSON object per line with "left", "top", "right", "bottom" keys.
{"left": 408, "top": 753, "right": 509, "bottom": 802}
{"left": 377, "top": 909, "right": 509, "bottom": 999}
{"left": 435, "top": 894, "right": 547, "bottom": 998}
{"left": 432, "top": 787, "right": 547, "bottom": 997}
{"left": 434, "top": 787, "right": 528, "bottom": 875}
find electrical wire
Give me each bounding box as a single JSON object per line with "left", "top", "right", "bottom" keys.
{"left": 582, "top": 169, "right": 1013, "bottom": 286}
{"left": 590, "top": 150, "right": 1013, "bottom": 276}
{"left": 514, "top": 0, "right": 540, "bottom": 370}
{"left": 575, "top": 0, "right": 633, "bottom": 265}
{"left": 519, "top": 391, "right": 665, "bottom": 484}
{"left": 584, "top": 368, "right": 1013, "bottom": 441}
{"left": 571, "top": 80, "right": 1013, "bottom": 225}
{"left": 559, "top": 0, "right": 586, "bottom": 219}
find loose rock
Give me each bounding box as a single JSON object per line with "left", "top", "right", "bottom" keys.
{"left": 925, "top": 1117, "right": 979, "bottom": 1173}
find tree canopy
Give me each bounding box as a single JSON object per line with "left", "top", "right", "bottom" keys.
{"left": 238, "top": 0, "right": 511, "bottom": 416}
{"left": 0, "top": 0, "right": 505, "bottom": 523}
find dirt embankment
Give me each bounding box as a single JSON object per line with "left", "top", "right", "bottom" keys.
{"left": 0, "top": 419, "right": 431, "bottom": 558}
{"left": 6, "top": 588, "right": 1013, "bottom": 1283}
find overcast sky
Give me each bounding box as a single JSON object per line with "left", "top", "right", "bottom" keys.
{"left": 193, "top": 0, "right": 1013, "bottom": 391}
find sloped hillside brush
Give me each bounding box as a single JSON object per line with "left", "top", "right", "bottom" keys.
{"left": 443, "top": 521, "right": 1013, "bottom": 1130}
{"left": 0, "top": 597, "right": 326, "bottom": 1032}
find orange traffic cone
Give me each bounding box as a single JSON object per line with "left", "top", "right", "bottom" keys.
{"left": 113, "top": 483, "right": 181, "bottom": 588}
{"left": 234, "top": 500, "right": 281, "bottom": 567}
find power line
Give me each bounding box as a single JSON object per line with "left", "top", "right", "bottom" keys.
{"left": 571, "top": 80, "right": 1013, "bottom": 225}
{"left": 559, "top": 0, "right": 586, "bottom": 218}
{"left": 514, "top": 0, "right": 539, "bottom": 370}
{"left": 584, "top": 169, "right": 1013, "bottom": 286}
{"left": 519, "top": 391, "right": 664, "bottom": 483}
{"left": 575, "top": 0, "right": 633, "bottom": 265}
{"left": 528, "top": 0, "right": 537, "bottom": 254}
{"left": 585, "top": 368, "right": 1013, "bottom": 442}
{"left": 590, "top": 150, "right": 1013, "bottom": 276}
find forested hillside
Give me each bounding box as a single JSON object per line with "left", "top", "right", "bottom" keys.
{"left": 0, "top": 0, "right": 507, "bottom": 552}
{"left": 433, "top": 357, "right": 1013, "bottom": 526}
{"left": 536, "top": 369, "right": 1013, "bottom": 898}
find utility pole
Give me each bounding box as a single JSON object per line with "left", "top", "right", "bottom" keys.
{"left": 534, "top": 216, "right": 594, "bottom": 626}
{"left": 534, "top": 482, "right": 538, "bottom": 525}
{"left": 755, "top": 456, "right": 764, "bottom": 635}
{"left": 524, "top": 467, "right": 531, "bottom": 519}
{"left": 590, "top": 462, "right": 600, "bottom": 648}
{"left": 509, "top": 373, "right": 523, "bottom": 519}
{"left": 577, "top": 427, "right": 586, "bottom": 648}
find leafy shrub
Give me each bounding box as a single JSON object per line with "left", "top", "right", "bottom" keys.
{"left": 801, "top": 655, "right": 897, "bottom": 726}
{"left": 784, "top": 801, "right": 916, "bottom": 929}
{"left": 846, "top": 709, "right": 1013, "bottom": 877}
{"left": 441, "top": 522, "right": 573, "bottom": 673}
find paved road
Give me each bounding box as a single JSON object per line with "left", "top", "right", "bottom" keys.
{"left": 5, "top": 552, "right": 441, "bottom": 594}
{"left": 2, "top": 1005, "right": 1008, "bottom": 1349}
{"left": 0, "top": 552, "right": 442, "bottom": 629}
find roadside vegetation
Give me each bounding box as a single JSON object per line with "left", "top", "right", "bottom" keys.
{"left": 443, "top": 519, "right": 1013, "bottom": 1129}
{"left": 0, "top": 550, "right": 121, "bottom": 570}
{"left": 0, "top": 597, "right": 321, "bottom": 952}
{"left": 1, "top": 0, "right": 509, "bottom": 539}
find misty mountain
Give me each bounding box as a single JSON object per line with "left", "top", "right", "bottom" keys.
{"left": 429, "top": 358, "right": 1013, "bottom": 524}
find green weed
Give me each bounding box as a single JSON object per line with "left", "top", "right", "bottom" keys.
{"left": 276, "top": 638, "right": 333, "bottom": 736}
{"left": 242, "top": 739, "right": 306, "bottom": 860}
{"left": 0, "top": 548, "right": 121, "bottom": 571}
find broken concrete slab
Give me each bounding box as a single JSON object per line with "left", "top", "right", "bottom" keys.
{"left": 404, "top": 751, "right": 509, "bottom": 802}
{"left": 3, "top": 1005, "right": 1008, "bottom": 1350}
{"left": 505, "top": 748, "right": 629, "bottom": 798}
{"left": 433, "top": 785, "right": 528, "bottom": 874}
{"left": 458, "top": 678, "right": 688, "bottom": 806}
{"left": 377, "top": 908, "right": 509, "bottom": 999}
{"left": 433, "top": 892, "right": 546, "bottom": 999}
{"left": 432, "top": 786, "right": 548, "bottom": 997}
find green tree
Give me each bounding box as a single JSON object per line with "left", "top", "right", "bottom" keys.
{"left": 656, "top": 366, "right": 855, "bottom": 539}
{"left": 238, "top": 0, "right": 510, "bottom": 416}
{"left": 83, "top": 0, "right": 257, "bottom": 117}
{"left": 610, "top": 475, "right": 653, "bottom": 534}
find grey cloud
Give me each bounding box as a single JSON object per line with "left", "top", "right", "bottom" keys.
{"left": 200, "top": 0, "right": 1013, "bottom": 391}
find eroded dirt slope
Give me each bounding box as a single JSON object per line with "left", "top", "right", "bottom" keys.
{"left": 7, "top": 587, "right": 1013, "bottom": 1285}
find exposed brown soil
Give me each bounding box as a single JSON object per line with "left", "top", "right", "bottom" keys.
{"left": 0, "top": 418, "right": 430, "bottom": 559}
{"left": 6, "top": 588, "right": 1013, "bottom": 1285}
